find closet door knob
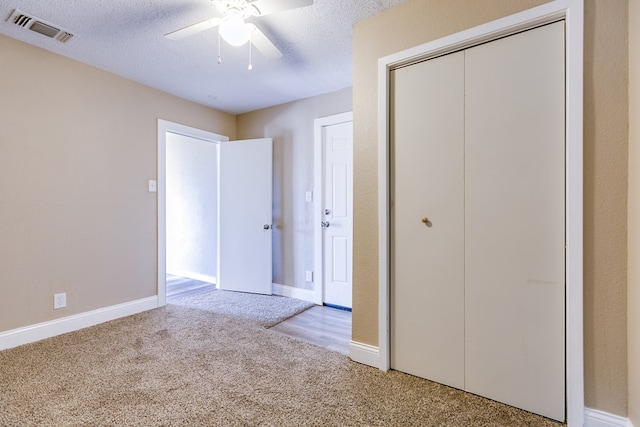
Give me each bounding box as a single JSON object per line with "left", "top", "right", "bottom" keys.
{"left": 421, "top": 217, "right": 429, "bottom": 224}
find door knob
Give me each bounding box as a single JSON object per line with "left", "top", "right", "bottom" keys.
{"left": 421, "top": 217, "right": 429, "bottom": 224}
{"left": 321, "top": 221, "right": 330, "bottom": 228}
{"left": 263, "top": 224, "right": 272, "bottom": 230}
{"left": 324, "top": 209, "right": 331, "bottom": 215}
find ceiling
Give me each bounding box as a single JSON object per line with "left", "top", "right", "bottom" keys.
{"left": 0, "top": 0, "right": 408, "bottom": 114}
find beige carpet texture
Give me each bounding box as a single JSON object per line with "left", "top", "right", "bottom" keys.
{"left": 0, "top": 303, "right": 563, "bottom": 426}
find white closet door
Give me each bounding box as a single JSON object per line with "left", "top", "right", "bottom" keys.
{"left": 464, "top": 22, "right": 565, "bottom": 421}
{"left": 390, "top": 52, "right": 465, "bottom": 389}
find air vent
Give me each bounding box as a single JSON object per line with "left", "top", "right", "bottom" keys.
{"left": 10, "top": 12, "right": 32, "bottom": 28}
{"left": 6, "top": 9, "right": 74, "bottom": 43}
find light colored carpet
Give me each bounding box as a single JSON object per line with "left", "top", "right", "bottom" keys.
{"left": 0, "top": 305, "right": 564, "bottom": 426}
{"left": 168, "top": 289, "right": 315, "bottom": 327}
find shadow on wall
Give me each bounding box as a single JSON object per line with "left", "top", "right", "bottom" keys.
{"left": 272, "top": 131, "right": 290, "bottom": 286}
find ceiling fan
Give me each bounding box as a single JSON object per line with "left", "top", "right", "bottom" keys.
{"left": 165, "top": 0, "right": 313, "bottom": 60}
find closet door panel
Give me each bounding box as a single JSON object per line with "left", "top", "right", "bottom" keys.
{"left": 390, "top": 52, "right": 465, "bottom": 389}
{"left": 464, "top": 22, "right": 565, "bottom": 421}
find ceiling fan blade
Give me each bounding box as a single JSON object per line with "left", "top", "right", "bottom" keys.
{"left": 250, "top": 0, "right": 313, "bottom": 16}
{"left": 249, "top": 25, "right": 282, "bottom": 59}
{"left": 165, "top": 17, "right": 222, "bottom": 40}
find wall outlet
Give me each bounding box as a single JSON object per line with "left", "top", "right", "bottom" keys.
{"left": 305, "top": 271, "right": 313, "bottom": 282}
{"left": 53, "top": 293, "right": 66, "bottom": 309}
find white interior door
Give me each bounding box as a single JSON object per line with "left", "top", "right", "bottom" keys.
{"left": 217, "top": 138, "right": 272, "bottom": 295}
{"left": 464, "top": 22, "right": 565, "bottom": 420}
{"left": 322, "top": 120, "right": 353, "bottom": 308}
{"left": 390, "top": 51, "right": 465, "bottom": 389}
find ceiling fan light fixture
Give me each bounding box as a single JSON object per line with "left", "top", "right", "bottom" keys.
{"left": 219, "top": 15, "right": 252, "bottom": 46}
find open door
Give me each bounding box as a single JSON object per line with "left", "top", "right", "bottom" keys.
{"left": 217, "top": 138, "right": 273, "bottom": 295}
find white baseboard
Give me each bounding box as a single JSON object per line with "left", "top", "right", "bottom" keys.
{"left": 0, "top": 296, "right": 158, "bottom": 351}
{"left": 584, "top": 408, "right": 630, "bottom": 427}
{"left": 167, "top": 270, "right": 216, "bottom": 285}
{"left": 349, "top": 341, "right": 380, "bottom": 368}
{"left": 272, "top": 283, "right": 317, "bottom": 303}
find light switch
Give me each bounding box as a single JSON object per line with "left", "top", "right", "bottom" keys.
{"left": 305, "top": 191, "right": 313, "bottom": 202}
{"left": 148, "top": 180, "right": 157, "bottom": 193}
{"left": 305, "top": 271, "right": 313, "bottom": 282}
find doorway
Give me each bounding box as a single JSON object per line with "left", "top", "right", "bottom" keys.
{"left": 158, "top": 120, "right": 228, "bottom": 306}
{"left": 157, "top": 120, "right": 273, "bottom": 305}
{"left": 313, "top": 112, "right": 354, "bottom": 309}
{"left": 165, "top": 131, "right": 218, "bottom": 294}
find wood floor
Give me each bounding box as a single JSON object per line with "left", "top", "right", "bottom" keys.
{"left": 166, "top": 275, "right": 352, "bottom": 355}
{"left": 166, "top": 274, "right": 215, "bottom": 301}
{"left": 270, "top": 305, "right": 351, "bottom": 355}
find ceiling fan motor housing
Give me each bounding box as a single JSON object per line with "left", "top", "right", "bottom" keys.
{"left": 214, "top": 0, "right": 261, "bottom": 18}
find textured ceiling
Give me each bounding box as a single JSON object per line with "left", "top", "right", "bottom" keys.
{"left": 0, "top": 0, "right": 408, "bottom": 114}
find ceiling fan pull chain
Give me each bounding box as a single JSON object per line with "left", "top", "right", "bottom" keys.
{"left": 217, "top": 30, "right": 222, "bottom": 64}
{"left": 248, "top": 37, "right": 253, "bottom": 70}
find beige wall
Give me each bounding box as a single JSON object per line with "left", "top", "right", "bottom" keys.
{"left": 237, "top": 89, "right": 352, "bottom": 289}
{"left": 0, "top": 34, "right": 235, "bottom": 332}
{"left": 352, "top": 0, "right": 629, "bottom": 416}
{"left": 628, "top": 0, "right": 640, "bottom": 424}
{"left": 583, "top": 0, "right": 629, "bottom": 415}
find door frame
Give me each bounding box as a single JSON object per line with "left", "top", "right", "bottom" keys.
{"left": 313, "top": 111, "right": 354, "bottom": 305}
{"left": 157, "top": 119, "right": 228, "bottom": 306}
{"left": 377, "top": 1, "right": 584, "bottom": 425}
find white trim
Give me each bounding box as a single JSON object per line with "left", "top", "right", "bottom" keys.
{"left": 0, "top": 296, "right": 157, "bottom": 351}
{"left": 313, "top": 111, "right": 354, "bottom": 306}
{"left": 565, "top": 2, "right": 585, "bottom": 425}
{"left": 167, "top": 270, "right": 216, "bottom": 285}
{"left": 584, "top": 408, "right": 629, "bottom": 427}
{"left": 157, "top": 119, "right": 228, "bottom": 307}
{"left": 272, "top": 283, "right": 317, "bottom": 303}
{"left": 377, "top": 1, "right": 583, "bottom": 425}
{"left": 349, "top": 341, "right": 380, "bottom": 367}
